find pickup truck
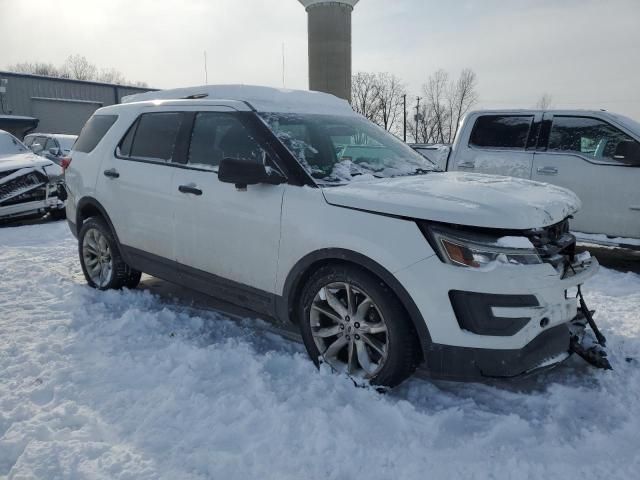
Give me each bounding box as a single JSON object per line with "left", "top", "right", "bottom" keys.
{"left": 411, "top": 110, "right": 640, "bottom": 248}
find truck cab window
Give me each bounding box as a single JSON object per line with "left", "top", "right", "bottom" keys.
{"left": 469, "top": 115, "right": 533, "bottom": 150}
{"left": 548, "top": 116, "right": 640, "bottom": 165}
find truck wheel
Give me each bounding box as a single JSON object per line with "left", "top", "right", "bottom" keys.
{"left": 78, "top": 217, "right": 132, "bottom": 290}
{"left": 298, "top": 264, "right": 419, "bottom": 388}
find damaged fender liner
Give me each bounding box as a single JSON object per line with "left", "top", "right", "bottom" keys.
{"left": 419, "top": 324, "right": 571, "bottom": 381}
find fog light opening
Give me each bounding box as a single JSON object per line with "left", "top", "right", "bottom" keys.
{"left": 540, "top": 317, "right": 550, "bottom": 328}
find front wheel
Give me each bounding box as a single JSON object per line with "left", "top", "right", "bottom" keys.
{"left": 299, "top": 265, "right": 419, "bottom": 388}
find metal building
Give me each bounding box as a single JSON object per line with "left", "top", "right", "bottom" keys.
{"left": 0, "top": 71, "right": 154, "bottom": 138}
{"left": 299, "top": 0, "right": 359, "bottom": 101}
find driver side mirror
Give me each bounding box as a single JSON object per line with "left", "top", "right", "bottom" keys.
{"left": 613, "top": 140, "right": 640, "bottom": 165}
{"left": 218, "top": 157, "right": 287, "bottom": 190}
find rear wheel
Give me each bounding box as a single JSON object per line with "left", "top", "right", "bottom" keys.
{"left": 78, "top": 217, "right": 138, "bottom": 290}
{"left": 299, "top": 264, "right": 419, "bottom": 388}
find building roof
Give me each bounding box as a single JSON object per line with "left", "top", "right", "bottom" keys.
{"left": 121, "top": 84, "right": 355, "bottom": 115}
{"left": 0, "top": 70, "right": 155, "bottom": 92}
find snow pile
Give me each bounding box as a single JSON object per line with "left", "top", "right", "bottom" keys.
{"left": 1, "top": 222, "right": 640, "bottom": 479}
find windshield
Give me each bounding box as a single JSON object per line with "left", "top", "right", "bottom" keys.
{"left": 260, "top": 113, "right": 437, "bottom": 184}
{"left": 0, "top": 131, "right": 29, "bottom": 156}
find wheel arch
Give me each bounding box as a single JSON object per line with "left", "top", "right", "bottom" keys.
{"left": 75, "top": 197, "right": 124, "bottom": 254}
{"left": 278, "top": 248, "right": 432, "bottom": 360}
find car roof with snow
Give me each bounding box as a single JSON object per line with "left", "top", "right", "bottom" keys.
{"left": 117, "top": 85, "right": 355, "bottom": 116}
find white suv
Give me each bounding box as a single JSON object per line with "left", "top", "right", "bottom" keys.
{"left": 65, "top": 85, "right": 605, "bottom": 387}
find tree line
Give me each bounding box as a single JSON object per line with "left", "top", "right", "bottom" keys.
{"left": 6, "top": 54, "right": 148, "bottom": 87}
{"left": 351, "top": 68, "right": 479, "bottom": 144}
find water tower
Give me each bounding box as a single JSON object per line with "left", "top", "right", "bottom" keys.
{"left": 299, "top": 0, "right": 359, "bottom": 101}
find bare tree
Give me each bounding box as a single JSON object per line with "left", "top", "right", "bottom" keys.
{"left": 413, "top": 68, "right": 479, "bottom": 144}
{"left": 5, "top": 55, "right": 148, "bottom": 87}
{"left": 97, "top": 67, "right": 127, "bottom": 85}
{"left": 62, "top": 54, "right": 97, "bottom": 81}
{"left": 449, "top": 68, "right": 478, "bottom": 140}
{"left": 373, "top": 73, "right": 406, "bottom": 135}
{"left": 535, "top": 93, "right": 553, "bottom": 109}
{"left": 7, "top": 62, "right": 60, "bottom": 77}
{"left": 351, "top": 72, "right": 380, "bottom": 122}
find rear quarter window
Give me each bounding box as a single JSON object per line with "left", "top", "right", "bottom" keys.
{"left": 74, "top": 115, "right": 118, "bottom": 153}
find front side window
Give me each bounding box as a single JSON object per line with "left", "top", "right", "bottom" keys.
{"left": 75, "top": 115, "right": 118, "bottom": 153}
{"left": 30, "top": 136, "right": 48, "bottom": 154}
{"left": 469, "top": 115, "right": 533, "bottom": 150}
{"left": 548, "top": 116, "right": 640, "bottom": 165}
{"left": 260, "top": 113, "right": 435, "bottom": 183}
{"left": 188, "top": 112, "right": 266, "bottom": 168}
{"left": 127, "top": 112, "right": 183, "bottom": 162}
{"left": 44, "top": 138, "right": 57, "bottom": 153}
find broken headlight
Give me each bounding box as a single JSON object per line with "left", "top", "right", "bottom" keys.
{"left": 426, "top": 225, "right": 543, "bottom": 268}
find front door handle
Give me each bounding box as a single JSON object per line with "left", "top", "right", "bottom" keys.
{"left": 537, "top": 166, "right": 558, "bottom": 175}
{"left": 178, "top": 184, "right": 203, "bottom": 196}
{"left": 103, "top": 168, "right": 120, "bottom": 179}
{"left": 458, "top": 161, "right": 475, "bottom": 169}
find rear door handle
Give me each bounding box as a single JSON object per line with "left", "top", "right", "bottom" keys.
{"left": 103, "top": 168, "right": 120, "bottom": 179}
{"left": 458, "top": 161, "right": 475, "bottom": 169}
{"left": 536, "top": 166, "right": 558, "bottom": 175}
{"left": 178, "top": 184, "right": 203, "bottom": 196}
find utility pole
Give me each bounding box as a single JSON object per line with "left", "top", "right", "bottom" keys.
{"left": 204, "top": 51, "right": 208, "bottom": 84}
{"left": 415, "top": 96, "right": 421, "bottom": 142}
{"left": 403, "top": 94, "right": 407, "bottom": 142}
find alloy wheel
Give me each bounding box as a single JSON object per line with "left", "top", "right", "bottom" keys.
{"left": 310, "top": 282, "right": 389, "bottom": 378}
{"left": 82, "top": 228, "right": 114, "bottom": 288}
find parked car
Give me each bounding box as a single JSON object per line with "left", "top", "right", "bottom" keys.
{"left": 24, "top": 133, "right": 77, "bottom": 166}
{"left": 436, "top": 110, "right": 640, "bottom": 249}
{"left": 0, "top": 129, "right": 66, "bottom": 222}
{"left": 64, "top": 85, "right": 604, "bottom": 387}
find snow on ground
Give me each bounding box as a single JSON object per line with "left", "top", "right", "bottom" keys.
{"left": 1, "top": 221, "right": 639, "bottom": 479}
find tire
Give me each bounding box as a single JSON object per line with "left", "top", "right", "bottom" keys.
{"left": 298, "top": 264, "right": 419, "bottom": 388}
{"left": 78, "top": 216, "right": 135, "bottom": 290}
{"left": 124, "top": 269, "right": 142, "bottom": 289}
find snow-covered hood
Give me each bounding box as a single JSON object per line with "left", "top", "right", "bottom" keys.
{"left": 322, "top": 172, "right": 581, "bottom": 230}
{"left": 0, "top": 152, "right": 54, "bottom": 173}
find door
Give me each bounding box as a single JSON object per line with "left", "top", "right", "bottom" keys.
{"left": 31, "top": 98, "right": 101, "bottom": 135}
{"left": 531, "top": 114, "right": 640, "bottom": 238}
{"left": 172, "top": 110, "right": 286, "bottom": 297}
{"left": 96, "top": 111, "right": 184, "bottom": 261}
{"left": 451, "top": 114, "right": 539, "bottom": 179}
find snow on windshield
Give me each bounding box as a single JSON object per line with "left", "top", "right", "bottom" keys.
{"left": 260, "top": 113, "right": 435, "bottom": 184}
{"left": 0, "top": 131, "right": 28, "bottom": 156}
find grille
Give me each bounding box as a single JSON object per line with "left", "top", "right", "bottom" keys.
{"left": 0, "top": 172, "right": 47, "bottom": 204}
{"left": 525, "top": 219, "right": 575, "bottom": 269}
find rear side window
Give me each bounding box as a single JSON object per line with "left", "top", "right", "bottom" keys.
{"left": 470, "top": 115, "right": 533, "bottom": 149}
{"left": 548, "top": 116, "right": 640, "bottom": 165}
{"left": 75, "top": 115, "right": 118, "bottom": 153}
{"left": 121, "top": 112, "right": 183, "bottom": 162}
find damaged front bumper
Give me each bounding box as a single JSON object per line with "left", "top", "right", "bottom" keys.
{"left": 403, "top": 250, "right": 606, "bottom": 381}
{"left": 0, "top": 167, "right": 65, "bottom": 221}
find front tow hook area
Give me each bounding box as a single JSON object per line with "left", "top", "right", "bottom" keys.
{"left": 569, "top": 286, "right": 612, "bottom": 370}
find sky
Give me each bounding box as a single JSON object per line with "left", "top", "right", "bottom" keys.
{"left": 1, "top": 0, "right": 640, "bottom": 118}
